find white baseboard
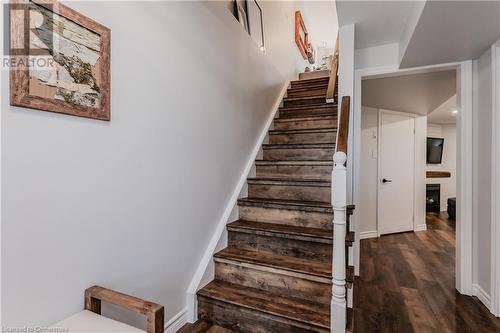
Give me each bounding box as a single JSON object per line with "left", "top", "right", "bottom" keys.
{"left": 185, "top": 82, "right": 290, "bottom": 323}
{"left": 360, "top": 231, "right": 378, "bottom": 239}
{"left": 414, "top": 224, "right": 427, "bottom": 232}
{"left": 164, "top": 308, "right": 188, "bottom": 333}
{"left": 473, "top": 284, "right": 491, "bottom": 310}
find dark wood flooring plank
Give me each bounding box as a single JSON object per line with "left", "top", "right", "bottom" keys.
{"left": 355, "top": 212, "right": 500, "bottom": 332}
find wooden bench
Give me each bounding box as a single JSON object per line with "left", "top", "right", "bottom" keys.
{"left": 50, "top": 286, "right": 164, "bottom": 333}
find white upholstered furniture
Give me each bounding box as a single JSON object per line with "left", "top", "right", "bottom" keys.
{"left": 50, "top": 286, "right": 164, "bottom": 333}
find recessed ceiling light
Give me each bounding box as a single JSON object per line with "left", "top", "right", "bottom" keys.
{"left": 452, "top": 110, "right": 458, "bottom": 114}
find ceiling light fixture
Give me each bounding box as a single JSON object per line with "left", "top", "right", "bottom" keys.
{"left": 452, "top": 110, "right": 458, "bottom": 114}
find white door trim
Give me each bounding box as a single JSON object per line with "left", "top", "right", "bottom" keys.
{"left": 353, "top": 61, "right": 474, "bottom": 297}
{"left": 490, "top": 42, "right": 500, "bottom": 316}
{"left": 456, "top": 60, "right": 474, "bottom": 295}
{"left": 376, "top": 109, "right": 417, "bottom": 236}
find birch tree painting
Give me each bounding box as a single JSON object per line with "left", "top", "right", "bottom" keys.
{"left": 10, "top": 0, "right": 111, "bottom": 120}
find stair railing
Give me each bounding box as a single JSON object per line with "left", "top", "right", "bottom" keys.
{"left": 326, "top": 35, "right": 339, "bottom": 103}
{"left": 331, "top": 96, "right": 350, "bottom": 332}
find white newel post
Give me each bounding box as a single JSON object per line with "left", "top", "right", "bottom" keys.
{"left": 331, "top": 151, "right": 347, "bottom": 332}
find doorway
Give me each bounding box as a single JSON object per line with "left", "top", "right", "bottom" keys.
{"left": 353, "top": 62, "right": 474, "bottom": 300}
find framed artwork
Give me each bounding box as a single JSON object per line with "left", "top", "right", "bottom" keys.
{"left": 295, "top": 11, "right": 308, "bottom": 60}
{"left": 10, "top": 0, "right": 111, "bottom": 120}
{"left": 234, "top": 0, "right": 250, "bottom": 34}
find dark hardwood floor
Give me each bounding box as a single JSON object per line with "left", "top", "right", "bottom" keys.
{"left": 355, "top": 212, "right": 500, "bottom": 332}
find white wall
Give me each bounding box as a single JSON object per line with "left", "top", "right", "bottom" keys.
{"left": 0, "top": 1, "right": 293, "bottom": 327}
{"left": 473, "top": 47, "right": 493, "bottom": 296}
{"left": 359, "top": 107, "right": 427, "bottom": 236}
{"left": 355, "top": 43, "right": 399, "bottom": 70}
{"left": 257, "top": 1, "right": 308, "bottom": 80}
{"left": 244, "top": 0, "right": 338, "bottom": 81}
{"left": 426, "top": 124, "right": 457, "bottom": 211}
{"left": 209, "top": 1, "right": 314, "bottom": 81}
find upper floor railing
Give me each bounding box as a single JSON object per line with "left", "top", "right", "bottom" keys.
{"left": 326, "top": 36, "right": 339, "bottom": 103}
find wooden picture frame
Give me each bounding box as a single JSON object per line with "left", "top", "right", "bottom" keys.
{"left": 295, "top": 11, "right": 308, "bottom": 60}
{"left": 234, "top": 0, "right": 250, "bottom": 34}
{"left": 10, "top": 0, "right": 111, "bottom": 120}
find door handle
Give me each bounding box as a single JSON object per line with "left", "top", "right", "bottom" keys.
{"left": 382, "top": 178, "right": 392, "bottom": 183}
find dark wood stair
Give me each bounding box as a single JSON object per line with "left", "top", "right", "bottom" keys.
{"left": 255, "top": 160, "right": 333, "bottom": 181}
{"left": 273, "top": 114, "right": 338, "bottom": 130}
{"left": 262, "top": 143, "right": 335, "bottom": 161}
{"left": 178, "top": 320, "right": 235, "bottom": 333}
{"left": 181, "top": 76, "right": 355, "bottom": 332}
{"left": 269, "top": 128, "right": 337, "bottom": 144}
{"left": 279, "top": 103, "right": 337, "bottom": 118}
{"left": 198, "top": 281, "right": 330, "bottom": 333}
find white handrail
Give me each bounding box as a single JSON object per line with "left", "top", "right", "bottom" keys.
{"left": 331, "top": 151, "right": 347, "bottom": 332}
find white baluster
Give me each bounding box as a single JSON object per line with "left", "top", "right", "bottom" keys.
{"left": 331, "top": 151, "right": 347, "bottom": 332}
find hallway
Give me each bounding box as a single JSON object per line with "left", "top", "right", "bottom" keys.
{"left": 355, "top": 213, "right": 500, "bottom": 332}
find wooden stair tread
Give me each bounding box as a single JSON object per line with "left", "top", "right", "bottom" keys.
{"left": 279, "top": 102, "right": 337, "bottom": 111}
{"left": 227, "top": 219, "right": 332, "bottom": 242}
{"left": 291, "top": 77, "right": 330, "bottom": 85}
{"left": 278, "top": 113, "right": 337, "bottom": 120}
{"left": 283, "top": 95, "right": 327, "bottom": 102}
{"left": 238, "top": 197, "right": 332, "bottom": 213}
{"left": 255, "top": 160, "right": 333, "bottom": 166}
{"left": 279, "top": 103, "right": 336, "bottom": 111}
{"left": 247, "top": 178, "right": 331, "bottom": 189}
{"left": 198, "top": 280, "right": 330, "bottom": 328}
{"left": 274, "top": 114, "right": 337, "bottom": 122}
{"left": 177, "top": 320, "right": 212, "bottom": 333}
{"left": 178, "top": 320, "right": 236, "bottom": 333}
{"left": 206, "top": 325, "right": 235, "bottom": 333}
{"left": 214, "top": 248, "right": 331, "bottom": 278}
{"left": 263, "top": 143, "right": 335, "bottom": 149}
{"left": 287, "top": 84, "right": 332, "bottom": 92}
{"left": 269, "top": 127, "right": 337, "bottom": 135}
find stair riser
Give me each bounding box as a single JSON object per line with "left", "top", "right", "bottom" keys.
{"left": 214, "top": 262, "right": 331, "bottom": 304}
{"left": 248, "top": 183, "right": 330, "bottom": 202}
{"left": 299, "top": 70, "right": 329, "bottom": 80}
{"left": 274, "top": 117, "right": 337, "bottom": 131}
{"left": 287, "top": 88, "right": 327, "bottom": 98}
{"left": 279, "top": 107, "right": 336, "bottom": 118}
{"left": 263, "top": 147, "right": 334, "bottom": 161}
{"left": 269, "top": 131, "right": 336, "bottom": 145}
{"left": 238, "top": 206, "right": 332, "bottom": 229}
{"left": 291, "top": 79, "right": 329, "bottom": 89}
{"left": 256, "top": 164, "right": 332, "bottom": 181}
{"left": 198, "top": 297, "right": 329, "bottom": 333}
{"left": 284, "top": 97, "right": 325, "bottom": 108}
{"left": 227, "top": 230, "right": 331, "bottom": 262}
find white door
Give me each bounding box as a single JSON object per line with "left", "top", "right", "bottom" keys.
{"left": 378, "top": 111, "right": 415, "bottom": 235}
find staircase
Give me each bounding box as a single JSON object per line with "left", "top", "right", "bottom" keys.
{"left": 180, "top": 75, "right": 355, "bottom": 333}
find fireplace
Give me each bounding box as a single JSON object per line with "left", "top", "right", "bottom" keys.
{"left": 426, "top": 184, "right": 440, "bottom": 212}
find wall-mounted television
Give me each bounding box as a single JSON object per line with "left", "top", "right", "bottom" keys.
{"left": 427, "top": 137, "right": 444, "bottom": 164}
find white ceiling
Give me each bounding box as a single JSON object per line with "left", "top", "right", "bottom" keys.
{"left": 336, "top": 1, "right": 500, "bottom": 68}
{"left": 427, "top": 95, "right": 457, "bottom": 124}
{"left": 400, "top": 1, "right": 500, "bottom": 68}
{"left": 336, "top": 1, "right": 419, "bottom": 49}
{"left": 362, "top": 69, "right": 456, "bottom": 115}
